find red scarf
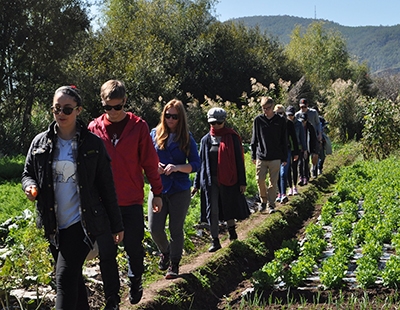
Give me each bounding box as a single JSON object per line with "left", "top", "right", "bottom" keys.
{"left": 210, "top": 126, "right": 243, "bottom": 186}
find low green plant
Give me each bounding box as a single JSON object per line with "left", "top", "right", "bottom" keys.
{"left": 356, "top": 255, "right": 379, "bottom": 288}
{"left": 320, "top": 255, "right": 347, "bottom": 289}
{"left": 381, "top": 255, "right": 400, "bottom": 288}
{"left": 0, "top": 211, "right": 52, "bottom": 308}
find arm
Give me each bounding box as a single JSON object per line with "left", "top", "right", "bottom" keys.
{"left": 250, "top": 118, "right": 258, "bottom": 162}
{"left": 163, "top": 134, "right": 200, "bottom": 175}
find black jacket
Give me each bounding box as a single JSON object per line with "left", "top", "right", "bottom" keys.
{"left": 21, "top": 120, "right": 123, "bottom": 242}
{"left": 251, "top": 113, "right": 288, "bottom": 162}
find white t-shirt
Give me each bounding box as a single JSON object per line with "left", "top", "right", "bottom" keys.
{"left": 54, "top": 138, "right": 80, "bottom": 229}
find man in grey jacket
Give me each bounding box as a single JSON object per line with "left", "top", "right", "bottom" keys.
{"left": 295, "top": 98, "right": 321, "bottom": 178}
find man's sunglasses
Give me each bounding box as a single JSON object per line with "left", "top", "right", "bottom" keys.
{"left": 165, "top": 113, "right": 178, "bottom": 120}
{"left": 210, "top": 121, "right": 224, "bottom": 125}
{"left": 103, "top": 103, "right": 124, "bottom": 111}
{"left": 51, "top": 106, "right": 79, "bottom": 115}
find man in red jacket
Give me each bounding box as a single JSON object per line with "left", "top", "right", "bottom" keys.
{"left": 88, "top": 80, "right": 163, "bottom": 309}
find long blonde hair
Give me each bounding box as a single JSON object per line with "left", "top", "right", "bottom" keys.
{"left": 155, "top": 99, "right": 191, "bottom": 156}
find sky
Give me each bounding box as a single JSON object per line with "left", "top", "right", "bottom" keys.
{"left": 214, "top": 0, "right": 400, "bottom": 27}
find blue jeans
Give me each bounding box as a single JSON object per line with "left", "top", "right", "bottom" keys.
{"left": 279, "top": 149, "right": 292, "bottom": 195}
{"left": 148, "top": 189, "right": 191, "bottom": 263}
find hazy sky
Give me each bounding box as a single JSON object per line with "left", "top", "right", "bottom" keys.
{"left": 214, "top": 0, "right": 400, "bottom": 27}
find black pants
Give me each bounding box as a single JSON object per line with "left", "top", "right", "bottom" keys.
{"left": 98, "top": 205, "right": 145, "bottom": 300}
{"left": 50, "top": 222, "right": 90, "bottom": 310}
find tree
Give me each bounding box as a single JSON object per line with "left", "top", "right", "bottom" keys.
{"left": 0, "top": 0, "right": 90, "bottom": 154}
{"left": 286, "top": 22, "right": 352, "bottom": 97}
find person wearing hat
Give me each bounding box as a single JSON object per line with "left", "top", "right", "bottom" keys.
{"left": 295, "top": 98, "right": 321, "bottom": 178}
{"left": 193, "top": 107, "right": 249, "bottom": 252}
{"left": 286, "top": 106, "right": 306, "bottom": 195}
{"left": 297, "top": 112, "right": 318, "bottom": 186}
{"left": 251, "top": 97, "right": 288, "bottom": 213}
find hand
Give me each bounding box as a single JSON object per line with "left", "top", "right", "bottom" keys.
{"left": 158, "top": 162, "right": 166, "bottom": 174}
{"left": 293, "top": 155, "right": 299, "bottom": 161}
{"left": 113, "top": 231, "right": 124, "bottom": 244}
{"left": 152, "top": 196, "right": 163, "bottom": 213}
{"left": 252, "top": 159, "right": 256, "bottom": 165}
{"left": 281, "top": 161, "right": 287, "bottom": 167}
{"left": 239, "top": 185, "right": 246, "bottom": 194}
{"left": 163, "top": 164, "right": 178, "bottom": 176}
{"left": 25, "top": 185, "right": 38, "bottom": 202}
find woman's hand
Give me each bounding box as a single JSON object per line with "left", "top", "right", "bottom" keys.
{"left": 158, "top": 162, "right": 166, "bottom": 174}
{"left": 163, "top": 164, "right": 178, "bottom": 175}
{"left": 25, "top": 185, "right": 38, "bottom": 202}
{"left": 239, "top": 185, "right": 246, "bottom": 194}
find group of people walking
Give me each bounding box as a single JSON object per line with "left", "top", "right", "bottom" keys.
{"left": 21, "top": 80, "right": 328, "bottom": 309}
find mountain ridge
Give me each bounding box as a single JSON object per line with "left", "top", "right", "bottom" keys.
{"left": 229, "top": 15, "right": 400, "bottom": 74}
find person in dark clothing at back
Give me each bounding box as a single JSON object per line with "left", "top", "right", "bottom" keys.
{"left": 286, "top": 105, "right": 306, "bottom": 195}
{"left": 274, "top": 104, "right": 299, "bottom": 203}
{"left": 251, "top": 97, "right": 288, "bottom": 214}
{"left": 297, "top": 112, "right": 318, "bottom": 186}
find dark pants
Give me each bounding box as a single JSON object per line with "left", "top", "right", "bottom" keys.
{"left": 299, "top": 151, "right": 310, "bottom": 181}
{"left": 50, "top": 222, "right": 91, "bottom": 310}
{"left": 98, "top": 205, "right": 145, "bottom": 300}
{"left": 148, "top": 190, "right": 191, "bottom": 263}
{"left": 287, "top": 153, "right": 299, "bottom": 188}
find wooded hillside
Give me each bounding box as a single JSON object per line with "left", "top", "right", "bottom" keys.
{"left": 232, "top": 15, "right": 400, "bottom": 73}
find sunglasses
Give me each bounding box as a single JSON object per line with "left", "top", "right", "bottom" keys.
{"left": 51, "top": 106, "right": 79, "bottom": 115}
{"left": 210, "top": 121, "right": 224, "bottom": 125}
{"left": 165, "top": 113, "right": 178, "bottom": 120}
{"left": 103, "top": 103, "right": 124, "bottom": 111}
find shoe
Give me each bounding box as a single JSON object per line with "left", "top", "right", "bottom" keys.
{"left": 288, "top": 188, "right": 293, "bottom": 196}
{"left": 228, "top": 226, "right": 238, "bottom": 240}
{"left": 104, "top": 295, "right": 120, "bottom": 310}
{"left": 258, "top": 202, "right": 266, "bottom": 212}
{"left": 303, "top": 178, "right": 308, "bottom": 185}
{"left": 293, "top": 187, "right": 298, "bottom": 195}
{"left": 158, "top": 252, "right": 170, "bottom": 271}
{"left": 208, "top": 238, "right": 222, "bottom": 252}
{"left": 275, "top": 194, "right": 281, "bottom": 203}
{"left": 268, "top": 205, "right": 276, "bottom": 214}
{"left": 165, "top": 262, "right": 179, "bottom": 279}
{"left": 298, "top": 179, "right": 304, "bottom": 186}
{"left": 129, "top": 276, "right": 143, "bottom": 304}
{"left": 280, "top": 195, "right": 288, "bottom": 204}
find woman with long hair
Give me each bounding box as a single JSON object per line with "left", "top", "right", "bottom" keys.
{"left": 148, "top": 99, "right": 200, "bottom": 279}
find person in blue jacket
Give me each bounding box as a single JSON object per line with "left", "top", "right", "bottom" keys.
{"left": 148, "top": 99, "right": 200, "bottom": 279}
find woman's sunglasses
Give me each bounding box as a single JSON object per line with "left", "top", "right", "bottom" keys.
{"left": 103, "top": 103, "right": 124, "bottom": 111}
{"left": 165, "top": 113, "right": 178, "bottom": 120}
{"left": 210, "top": 121, "right": 223, "bottom": 125}
{"left": 51, "top": 106, "right": 79, "bottom": 115}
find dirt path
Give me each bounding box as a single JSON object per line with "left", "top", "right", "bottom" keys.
{"left": 119, "top": 199, "right": 298, "bottom": 309}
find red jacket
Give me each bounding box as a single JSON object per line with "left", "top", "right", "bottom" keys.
{"left": 88, "top": 112, "right": 162, "bottom": 206}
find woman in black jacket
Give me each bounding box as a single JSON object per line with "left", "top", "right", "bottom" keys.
{"left": 193, "top": 107, "right": 249, "bottom": 252}
{"left": 22, "top": 86, "right": 124, "bottom": 310}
